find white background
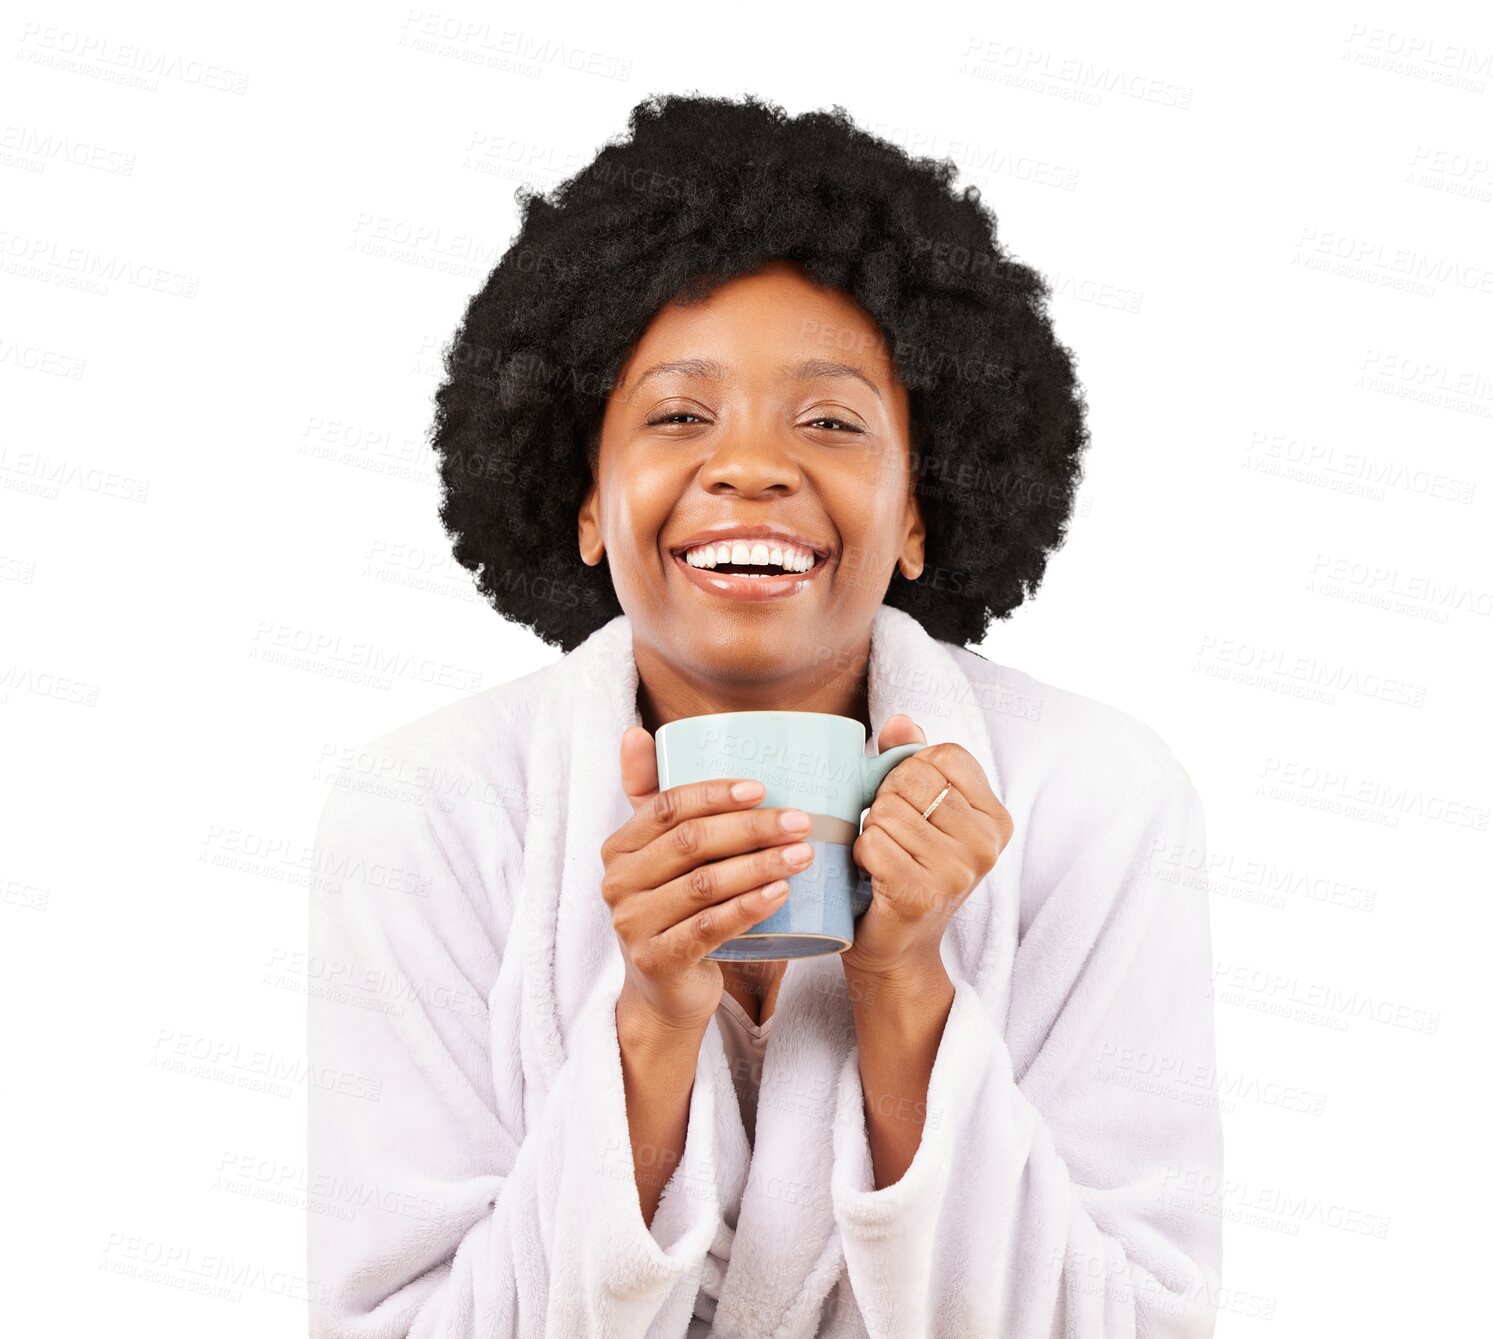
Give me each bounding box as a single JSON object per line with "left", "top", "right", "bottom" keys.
{"left": 2, "top": 0, "right": 1489, "bottom": 1333}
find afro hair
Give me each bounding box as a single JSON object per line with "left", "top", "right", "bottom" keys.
{"left": 429, "top": 92, "right": 1090, "bottom": 653}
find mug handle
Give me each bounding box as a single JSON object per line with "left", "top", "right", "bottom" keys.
{"left": 852, "top": 742, "right": 924, "bottom": 919}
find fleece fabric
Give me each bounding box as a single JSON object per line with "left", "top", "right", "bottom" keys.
{"left": 307, "top": 603, "right": 1223, "bottom": 1337}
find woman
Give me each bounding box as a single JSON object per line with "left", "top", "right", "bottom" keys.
{"left": 308, "top": 94, "right": 1221, "bottom": 1337}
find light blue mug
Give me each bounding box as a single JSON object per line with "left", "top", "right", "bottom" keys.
{"left": 654, "top": 711, "right": 922, "bottom": 961}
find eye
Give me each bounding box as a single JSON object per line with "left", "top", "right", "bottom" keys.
{"left": 804, "top": 416, "right": 863, "bottom": 433}
{"left": 646, "top": 411, "right": 709, "bottom": 427}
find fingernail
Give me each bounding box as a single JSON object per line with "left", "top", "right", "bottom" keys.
{"left": 783, "top": 842, "right": 813, "bottom": 866}
{"left": 731, "top": 780, "right": 764, "bottom": 801}
{"left": 779, "top": 810, "right": 810, "bottom": 832}
{"left": 760, "top": 880, "right": 789, "bottom": 904}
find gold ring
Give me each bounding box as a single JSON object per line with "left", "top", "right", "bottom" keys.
{"left": 921, "top": 782, "right": 952, "bottom": 821}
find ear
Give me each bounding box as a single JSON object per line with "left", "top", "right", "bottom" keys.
{"left": 898, "top": 489, "right": 925, "bottom": 581}
{"left": 577, "top": 479, "right": 604, "bottom": 566}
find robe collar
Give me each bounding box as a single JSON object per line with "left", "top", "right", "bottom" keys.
{"left": 511, "top": 603, "right": 1013, "bottom": 1334}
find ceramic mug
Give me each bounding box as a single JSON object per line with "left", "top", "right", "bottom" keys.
{"left": 654, "top": 711, "right": 922, "bottom": 960}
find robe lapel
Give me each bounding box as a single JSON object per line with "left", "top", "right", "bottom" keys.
{"left": 709, "top": 603, "right": 1018, "bottom": 1335}
{"left": 509, "top": 604, "right": 1019, "bottom": 1327}
{"left": 512, "top": 613, "right": 640, "bottom": 1123}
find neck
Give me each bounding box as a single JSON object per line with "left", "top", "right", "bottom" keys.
{"left": 633, "top": 629, "right": 874, "bottom": 736}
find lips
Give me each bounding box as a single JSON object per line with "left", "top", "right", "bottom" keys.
{"left": 669, "top": 548, "right": 830, "bottom": 602}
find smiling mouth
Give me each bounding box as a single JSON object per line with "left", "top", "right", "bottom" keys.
{"left": 668, "top": 549, "right": 830, "bottom": 601}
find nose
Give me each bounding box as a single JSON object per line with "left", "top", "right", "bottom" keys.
{"left": 696, "top": 422, "right": 804, "bottom": 497}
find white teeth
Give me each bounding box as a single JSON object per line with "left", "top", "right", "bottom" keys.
{"left": 683, "top": 538, "right": 818, "bottom": 572}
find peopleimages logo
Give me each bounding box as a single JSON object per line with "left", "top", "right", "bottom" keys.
{"left": 1093, "top": 1041, "right": 1329, "bottom": 1116}
{"left": 1194, "top": 633, "right": 1428, "bottom": 708}
{"left": 1259, "top": 757, "right": 1490, "bottom": 831}
{"left": 1145, "top": 839, "right": 1380, "bottom": 914}
{"left": 1210, "top": 962, "right": 1441, "bottom": 1035}
{"left": 16, "top": 24, "right": 252, "bottom": 94}
{"left": 1308, "top": 554, "right": 1493, "bottom": 616}
{"left": 1160, "top": 1168, "right": 1392, "bottom": 1239}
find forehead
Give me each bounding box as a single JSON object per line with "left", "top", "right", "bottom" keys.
{"left": 618, "top": 262, "right": 899, "bottom": 384}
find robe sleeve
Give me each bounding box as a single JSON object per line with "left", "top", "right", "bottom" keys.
{"left": 828, "top": 762, "right": 1224, "bottom": 1337}
{"left": 306, "top": 756, "right": 723, "bottom": 1338}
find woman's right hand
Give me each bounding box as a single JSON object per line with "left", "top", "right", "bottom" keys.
{"left": 603, "top": 725, "right": 816, "bottom": 1037}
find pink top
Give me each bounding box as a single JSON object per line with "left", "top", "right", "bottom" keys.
{"left": 714, "top": 989, "right": 772, "bottom": 1145}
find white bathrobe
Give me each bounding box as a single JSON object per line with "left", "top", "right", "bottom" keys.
{"left": 307, "top": 603, "right": 1223, "bottom": 1338}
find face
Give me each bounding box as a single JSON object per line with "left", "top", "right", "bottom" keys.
{"left": 577, "top": 259, "right": 924, "bottom": 698}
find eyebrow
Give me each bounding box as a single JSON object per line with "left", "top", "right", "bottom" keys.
{"left": 627, "top": 357, "right": 883, "bottom": 403}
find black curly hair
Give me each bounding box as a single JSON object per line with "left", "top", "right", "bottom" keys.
{"left": 429, "top": 92, "right": 1090, "bottom": 653}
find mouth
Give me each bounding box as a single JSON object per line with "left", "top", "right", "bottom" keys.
{"left": 666, "top": 531, "right": 833, "bottom": 603}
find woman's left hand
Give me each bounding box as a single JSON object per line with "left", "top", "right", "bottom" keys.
{"left": 843, "top": 714, "right": 1013, "bottom": 981}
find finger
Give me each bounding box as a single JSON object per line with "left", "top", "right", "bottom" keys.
{"left": 619, "top": 726, "right": 660, "bottom": 813}
{"left": 852, "top": 824, "right": 928, "bottom": 910}
{"left": 904, "top": 744, "right": 1005, "bottom": 822}
{"left": 631, "top": 801, "right": 813, "bottom": 891}
{"left": 608, "top": 770, "right": 794, "bottom": 857}
{"left": 644, "top": 837, "right": 816, "bottom": 936}
{"left": 644, "top": 879, "right": 792, "bottom": 974}
{"left": 866, "top": 755, "right": 947, "bottom": 811}
{"left": 865, "top": 792, "right": 945, "bottom": 868}
{"left": 876, "top": 713, "right": 927, "bottom": 752}
{"left": 874, "top": 775, "right": 979, "bottom": 839}
{"left": 871, "top": 766, "right": 994, "bottom": 877}
{"left": 867, "top": 793, "right": 989, "bottom": 906}
{"left": 864, "top": 787, "right": 999, "bottom": 909}
{"left": 874, "top": 753, "right": 995, "bottom": 828}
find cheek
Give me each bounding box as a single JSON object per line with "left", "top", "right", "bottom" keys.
{"left": 831, "top": 447, "right": 906, "bottom": 517}
{"left": 600, "top": 461, "right": 679, "bottom": 562}
{"left": 827, "top": 467, "right": 909, "bottom": 582}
